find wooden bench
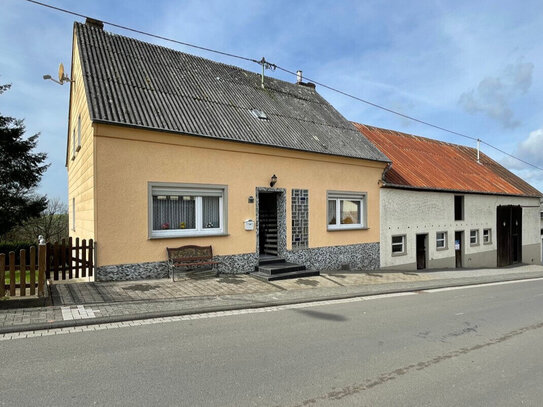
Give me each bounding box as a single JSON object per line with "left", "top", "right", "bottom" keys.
{"left": 167, "top": 245, "right": 221, "bottom": 281}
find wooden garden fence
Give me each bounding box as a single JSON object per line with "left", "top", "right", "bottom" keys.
{"left": 0, "top": 237, "right": 94, "bottom": 298}
{"left": 0, "top": 245, "right": 46, "bottom": 298}
{"left": 45, "top": 237, "right": 94, "bottom": 281}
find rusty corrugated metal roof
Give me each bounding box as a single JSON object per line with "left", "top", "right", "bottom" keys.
{"left": 353, "top": 123, "right": 542, "bottom": 197}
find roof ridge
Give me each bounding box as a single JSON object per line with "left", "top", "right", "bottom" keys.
{"left": 74, "top": 21, "right": 315, "bottom": 99}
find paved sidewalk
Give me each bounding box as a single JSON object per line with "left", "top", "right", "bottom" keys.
{"left": 1, "top": 264, "right": 542, "bottom": 334}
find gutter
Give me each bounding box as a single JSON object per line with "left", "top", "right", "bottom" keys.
{"left": 381, "top": 182, "right": 541, "bottom": 199}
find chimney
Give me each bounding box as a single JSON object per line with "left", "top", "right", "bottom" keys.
{"left": 296, "top": 70, "right": 303, "bottom": 84}
{"left": 86, "top": 17, "right": 104, "bottom": 30}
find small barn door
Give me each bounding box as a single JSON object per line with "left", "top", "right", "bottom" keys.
{"left": 511, "top": 205, "right": 522, "bottom": 264}
{"left": 497, "top": 205, "right": 522, "bottom": 267}
{"left": 416, "top": 234, "right": 427, "bottom": 270}
{"left": 455, "top": 231, "right": 463, "bottom": 268}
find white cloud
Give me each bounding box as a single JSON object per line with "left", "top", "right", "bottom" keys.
{"left": 458, "top": 61, "right": 534, "bottom": 128}
{"left": 515, "top": 128, "right": 543, "bottom": 166}
{"left": 500, "top": 128, "right": 543, "bottom": 192}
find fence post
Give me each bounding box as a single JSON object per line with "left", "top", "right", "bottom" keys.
{"left": 61, "top": 238, "right": 66, "bottom": 280}
{"left": 45, "top": 242, "right": 51, "bottom": 280}
{"left": 20, "top": 249, "right": 26, "bottom": 297}
{"left": 75, "top": 237, "right": 80, "bottom": 278}
{"left": 53, "top": 242, "right": 59, "bottom": 281}
{"left": 0, "top": 253, "right": 5, "bottom": 298}
{"left": 38, "top": 244, "right": 46, "bottom": 298}
{"left": 29, "top": 246, "right": 36, "bottom": 296}
{"left": 81, "top": 239, "right": 87, "bottom": 278}
{"left": 9, "top": 252, "right": 16, "bottom": 297}
{"left": 89, "top": 239, "right": 94, "bottom": 279}
{"left": 68, "top": 237, "right": 73, "bottom": 279}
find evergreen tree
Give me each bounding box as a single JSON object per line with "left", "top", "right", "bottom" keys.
{"left": 0, "top": 83, "right": 49, "bottom": 239}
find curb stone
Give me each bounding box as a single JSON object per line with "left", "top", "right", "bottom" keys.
{"left": 1, "top": 271, "right": 542, "bottom": 335}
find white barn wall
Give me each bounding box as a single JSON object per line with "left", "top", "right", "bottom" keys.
{"left": 380, "top": 188, "right": 541, "bottom": 270}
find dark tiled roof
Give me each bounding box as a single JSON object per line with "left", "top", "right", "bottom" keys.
{"left": 354, "top": 123, "right": 542, "bottom": 198}
{"left": 75, "top": 22, "right": 389, "bottom": 163}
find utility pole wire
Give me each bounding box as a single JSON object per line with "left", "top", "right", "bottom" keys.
{"left": 23, "top": 0, "right": 543, "bottom": 172}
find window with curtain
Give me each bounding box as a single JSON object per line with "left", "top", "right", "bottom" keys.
{"left": 327, "top": 191, "right": 366, "bottom": 230}
{"left": 149, "top": 184, "right": 226, "bottom": 238}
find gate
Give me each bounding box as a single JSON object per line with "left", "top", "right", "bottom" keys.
{"left": 45, "top": 237, "right": 94, "bottom": 280}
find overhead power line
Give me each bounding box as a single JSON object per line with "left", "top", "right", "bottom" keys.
{"left": 23, "top": 0, "right": 543, "bottom": 172}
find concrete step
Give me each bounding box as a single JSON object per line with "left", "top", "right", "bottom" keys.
{"left": 257, "top": 262, "right": 306, "bottom": 275}
{"left": 252, "top": 269, "right": 320, "bottom": 281}
{"left": 258, "top": 257, "right": 285, "bottom": 265}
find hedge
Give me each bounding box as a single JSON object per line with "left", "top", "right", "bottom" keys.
{"left": 0, "top": 242, "right": 36, "bottom": 265}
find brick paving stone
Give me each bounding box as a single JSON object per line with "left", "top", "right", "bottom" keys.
{"left": 0, "top": 265, "right": 542, "bottom": 335}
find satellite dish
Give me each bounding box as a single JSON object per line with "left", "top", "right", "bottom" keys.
{"left": 58, "top": 63, "right": 65, "bottom": 82}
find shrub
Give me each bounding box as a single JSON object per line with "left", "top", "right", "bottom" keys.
{"left": 0, "top": 241, "right": 36, "bottom": 265}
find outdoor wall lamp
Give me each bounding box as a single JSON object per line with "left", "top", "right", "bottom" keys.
{"left": 270, "top": 174, "right": 277, "bottom": 187}
{"left": 248, "top": 196, "right": 255, "bottom": 203}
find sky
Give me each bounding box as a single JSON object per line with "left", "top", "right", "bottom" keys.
{"left": 1, "top": 0, "right": 543, "bottom": 201}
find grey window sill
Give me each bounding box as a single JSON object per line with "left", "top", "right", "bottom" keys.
{"left": 149, "top": 233, "right": 230, "bottom": 240}
{"left": 327, "top": 227, "right": 369, "bottom": 232}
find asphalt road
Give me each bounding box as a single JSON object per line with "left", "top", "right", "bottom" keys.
{"left": 2, "top": 279, "right": 543, "bottom": 406}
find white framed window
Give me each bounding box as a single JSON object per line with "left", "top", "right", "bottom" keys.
{"left": 470, "top": 229, "right": 479, "bottom": 246}
{"left": 391, "top": 235, "right": 406, "bottom": 256}
{"left": 76, "top": 115, "right": 82, "bottom": 152}
{"left": 71, "top": 129, "right": 76, "bottom": 159}
{"left": 149, "top": 183, "right": 227, "bottom": 238}
{"left": 327, "top": 191, "right": 366, "bottom": 230}
{"left": 436, "top": 231, "right": 447, "bottom": 250}
{"left": 483, "top": 228, "right": 492, "bottom": 244}
{"left": 72, "top": 197, "right": 75, "bottom": 231}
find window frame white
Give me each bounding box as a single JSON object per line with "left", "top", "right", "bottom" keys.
{"left": 76, "top": 114, "right": 82, "bottom": 152}
{"left": 391, "top": 234, "right": 406, "bottom": 256}
{"left": 470, "top": 229, "right": 479, "bottom": 246}
{"left": 71, "top": 128, "right": 76, "bottom": 160}
{"left": 326, "top": 191, "right": 367, "bottom": 231}
{"left": 148, "top": 182, "right": 228, "bottom": 239}
{"left": 72, "top": 197, "right": 76, "bottom": 231}
{"left": 483, "top": 228, "right": 492, "bottom": 244}
{"left": 436, "top": 231, "right": 448, "bottom": 250}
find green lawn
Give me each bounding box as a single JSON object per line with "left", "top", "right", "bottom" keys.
{"left": 2, "top": 270, "right": 38, "bottom": 285}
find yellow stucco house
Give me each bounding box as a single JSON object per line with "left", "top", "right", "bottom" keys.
{"left": 67, "top": 19, "right": 390, "bottom": 281}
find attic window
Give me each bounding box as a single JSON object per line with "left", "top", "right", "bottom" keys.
{"left": 250, "top": 109, "right": 268, "bottom": 121}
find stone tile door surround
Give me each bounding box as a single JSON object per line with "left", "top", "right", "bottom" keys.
{"left": 256, "top": 188, "right": 287, "bottom": 257}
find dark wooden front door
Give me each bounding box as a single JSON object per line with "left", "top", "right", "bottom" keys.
{"left": 416, "top": 234, "right": 426, "bottom": 270}
{"left": 455, "top": 231, "right": 463, "bottom": 268}
{"left": 258, "top": 192, "right": 278, "bottom": 256}
{"left": 497, "top": 205, "right": 522, "bottom": 267}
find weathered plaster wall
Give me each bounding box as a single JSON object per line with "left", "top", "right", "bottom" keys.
{"left": 381, "top": 188, "right": 541, "bottom": 270}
